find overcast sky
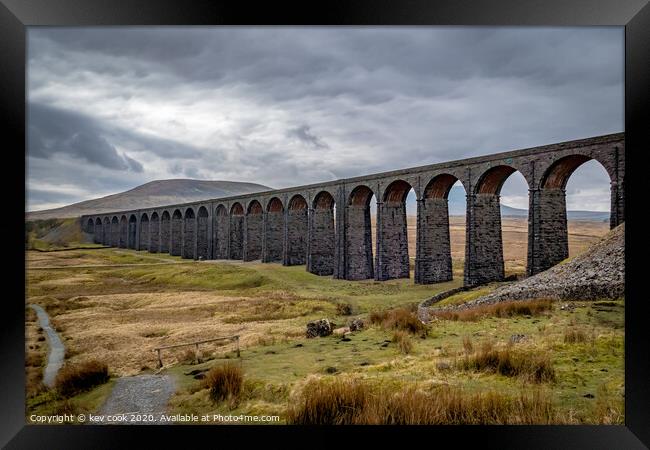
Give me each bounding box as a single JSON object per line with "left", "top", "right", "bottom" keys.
{"left": 27, "top": 27, "right": 623, "bottom": 212}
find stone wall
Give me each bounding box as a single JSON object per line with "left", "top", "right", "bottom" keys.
{"left": 182, "top": 215, "right": 195, "bottom": 259}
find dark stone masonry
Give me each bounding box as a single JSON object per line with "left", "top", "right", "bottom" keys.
{"left": 83, "top": 133, "right": 625, "bottom": 287}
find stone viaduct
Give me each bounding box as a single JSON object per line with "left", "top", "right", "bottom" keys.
{"left": 82, "top": 133, "right": 624, "bottom": 287}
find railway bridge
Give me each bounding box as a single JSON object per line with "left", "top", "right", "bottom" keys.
{"left": 81, "top": 132, "right": 624, "bottom": 287}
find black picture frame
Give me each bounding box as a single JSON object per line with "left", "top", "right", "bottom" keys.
{"left": 2, "top": 1, "right": 648, "bottom": 448}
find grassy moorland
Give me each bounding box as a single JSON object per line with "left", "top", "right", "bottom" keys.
{"left": 25, "top": 218, "right": 621, "bottom": 424}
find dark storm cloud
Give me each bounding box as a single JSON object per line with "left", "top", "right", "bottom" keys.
{"left": 28, "top": 102, "right": 139, "bottom": 171}
{"left": 27, "top": 27, "right": 623, "bottom": 211}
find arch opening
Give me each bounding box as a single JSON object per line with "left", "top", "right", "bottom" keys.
{"left": 530, "top": 156, "right": 613, "bottom": 275}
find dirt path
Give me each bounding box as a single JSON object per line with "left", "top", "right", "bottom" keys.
{"left": 28, "top": 261, "right": 190, "bottom": 270}
{"left": 98, "top": 374, "right": 176, "bottom": 424}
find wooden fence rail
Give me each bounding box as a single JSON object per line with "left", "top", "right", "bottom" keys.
{"left": 154, "top": 335, "right": 240, "bottom": 368}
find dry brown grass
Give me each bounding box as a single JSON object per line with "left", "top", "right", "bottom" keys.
{"left": 286, "top": 377, "right": 558, "bottom": 424}
{"left": 392, "top": 331, "right": 413, "bottom": 355}
{"left": 430, "top": 299, "right": 554, "bottom": 322}
{"left": 55, "top": 360, "right": 109, "bottom": 397}
{"left": 462, "top": 335, "right": 474, "bottom": 355}
{"left": 564, "top": 328, "right": 588, "bottom": 344}
{"left": 457, "top": 342, "right": 555, "bottom": 383}
{"left": 203, "top": 363, "right": 244, "bottom": 404}
{"left": 369, "top": 307, "right": 427, "bottom": 335}
{"left": 336, "top": 302, "right": 353, "bottom": 316}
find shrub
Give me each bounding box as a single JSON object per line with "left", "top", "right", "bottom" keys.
{"left": 286, "top": 378, "right": 371, "bottom": 424}
{"left": 369, "top": 307, "right": 427, "bottom": 335}
{"left": 462, "top": 336, "right": 474, "bottom": 355}
{"left": 203, "top": 363, "right": 243, "bottom": 403}
{"left": 55, "top": 360, "right": 109, "bottom": 397}
{"left": 457, "top": 345, "right": 555, "bottom": 383}
{"left": 564, "top": 328, "right": 588, "bottom": 344}
{"left": 336, "top": 303, "right": 353, "bottom": 316}
{"left": 287, "top": 378, "right": 557, "bottom": 425}
{"left": 392, "top": 331, "right": 413, "bottom": 355}
{"left": 430, "top": 299, "right": 553, "bottom": 322}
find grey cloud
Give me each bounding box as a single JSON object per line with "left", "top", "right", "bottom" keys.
{"left": 287, "top": 125, "right": 329, "bottom": 149}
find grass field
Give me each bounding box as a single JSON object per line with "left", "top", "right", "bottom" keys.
{"left": 25, "top": 218, "right": 621, "bottom": 424}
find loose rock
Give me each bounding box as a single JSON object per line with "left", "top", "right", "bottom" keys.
{"left": 306, "top": 319, "right": 334, "bottom": 338}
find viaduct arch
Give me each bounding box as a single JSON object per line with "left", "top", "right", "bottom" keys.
{"left": 82, "top": 133, "right": 624, "bottom": 288}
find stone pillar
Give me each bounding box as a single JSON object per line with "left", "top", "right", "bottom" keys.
{"left": 527, "top": 188, "right": 568, "bottom": 276}
{"left": 229, "top": 215, "right": 244, "bottom": 260}
{"left": 128, "top": 219, "right": 137, "bottom": 249}
{"left": 170, "top": 215, "right": 182, "bottom": 256}
{"left": 119, "top": 219, "right": 127, "bottom": 248}
{"left": 197, "top": 213, "right": 209, "bottom": 260}
{"left": 243, "top": 213, "right": 263, "bottom": 261}
{"left": 182, "top": 215, "right": 196, "bottom": 259}
{"left": 344, "top": 203, "right": 374, "bottom": 280}
{"left": 376, "top": 200, "right": 409, "bottom": 280}
{"left": 149, "top": 216, "right": 160, "bottom": 253}
{"left": 284, "top": 208, "right": 308, "bottom": 266}
{"left": 307, "top": 206, "right": 335, "bottom": 275}
{"left": 464, "top": 193, "right": 504, "bottom": 286}
{"left": 214, "top": 213, "right": 229, "bottom": 259}
{"left": 333, "top": 187, "right": 346, "bottom": 279}
{"left": 139, "top": 218, "right": 149, "bottom": 251}
{"left": 263, "top": 210, "right": 284, "bottom": 263}
{"left": 415, "top": 197, "right": 453, "bottom": 284}
{"left": 160, "top": 216, "right": 170, "bottom": 254}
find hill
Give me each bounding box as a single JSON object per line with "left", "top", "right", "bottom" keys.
{"left": 26, "top": 179, "right": 271, "bottom": 220}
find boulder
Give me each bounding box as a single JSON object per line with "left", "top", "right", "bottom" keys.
{"left": 306, "top": 319, "right": 334, "bottom": 338}
{"left": 349, "top": 318, "right": 365, "bottom": 332}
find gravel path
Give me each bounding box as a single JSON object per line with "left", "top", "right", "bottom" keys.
{"left": 98, "top": 374, "right": 176, "bottom": 424}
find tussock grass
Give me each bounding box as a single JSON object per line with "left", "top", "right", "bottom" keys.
{"left": 392, "top": 331, "right": 413, "bottom": 355}
{"left": 286, "top": 377, "right": 557, "bottom": 424}
{"left": 336, "top": 302, "right": 353, "bottom": 316}
{"left": 203, "top": 363, "right": 243, "bottom": 404}
{"left": 564, "top": 328, "right": 588, "bottom": 344}
{"left": 369, "top": 307, "right": 427, "bottom": 335}
{"left": 430, "top": 299, "right": 553, "bottom": 322}
{"left": 55, "top": 360, "right": 109, "bottom": 397}
{"left": 457, "top": 343, "right": 555, "bottom": 383}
